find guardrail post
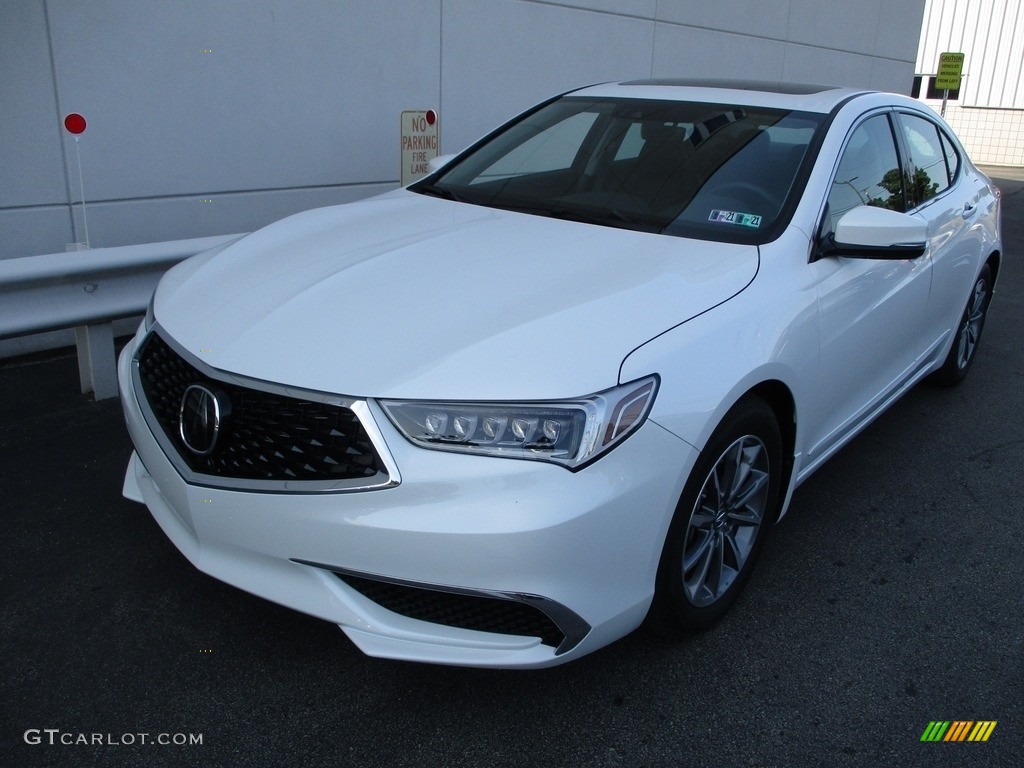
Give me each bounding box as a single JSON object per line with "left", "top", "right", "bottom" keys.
{"left": 75, "top": 323, "right": 118, "bottom": 400}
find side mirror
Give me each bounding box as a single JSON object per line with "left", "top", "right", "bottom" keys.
{"left": 818, "top": 205, "right": 927, "bottom": 260}
{"left": 428, "top": 154, "right": 456, "bottom": 173}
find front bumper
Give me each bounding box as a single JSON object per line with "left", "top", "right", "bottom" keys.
{"left": 118, "top": 328, "right": 696, "bottom": 668}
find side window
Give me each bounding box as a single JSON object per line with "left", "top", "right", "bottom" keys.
{"left": 898, "top": 113, "right": 953, "bottom": 205}
{"left": 826, "top": 114, "right": 904, "bottom": 234}
{"left": 939, "top": 128, "right": 961, "bottom": 184}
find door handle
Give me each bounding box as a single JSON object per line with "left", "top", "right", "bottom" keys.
{"left": 962, "top": 202, "right": 977, "bottom": 219}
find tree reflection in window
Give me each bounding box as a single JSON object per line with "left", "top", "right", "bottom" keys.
{"left": 867, "top": 167, "right": 937, "bottom": 209}
{"left": 826, "top": 114, "right": 904, "bottom": 233}
{"left": 898, "top": 113, "right": 953, "bottom": 205}
{"left": 869, "top": 168, "right": 908, "bottom": 211}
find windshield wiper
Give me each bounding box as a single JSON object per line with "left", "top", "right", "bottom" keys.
{"left": 482, "top": 200, "right": 662, "bottom": 232}
{"left": 546, "top": 207, "right": 663, "bottom": 233}
{"left": 414, "top": 183, "right": 471, "bottom": 203}
{"left": 416, "top": 190, "right": 663, "bottom": 233}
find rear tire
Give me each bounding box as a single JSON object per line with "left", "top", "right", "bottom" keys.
{"left": 931, "top": 264, "right": 992, "bottom": 386}
{"left": 647, "top": 396, "right": 783, "bottom": 637}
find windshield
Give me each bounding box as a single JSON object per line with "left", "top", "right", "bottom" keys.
{"left": 413, "top": 96, "right": 825, "bottom": 243}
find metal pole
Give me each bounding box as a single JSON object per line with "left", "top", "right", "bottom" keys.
{"left": 74, "top": 135, "right": 90, "bottom": 248}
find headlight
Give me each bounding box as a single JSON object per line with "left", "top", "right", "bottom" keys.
{"left": 379, "top": 376, "right": 658, "bottom": 470}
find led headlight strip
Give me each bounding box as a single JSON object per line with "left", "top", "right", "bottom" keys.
{"left": 380, "top": 376, "right": 658, "bottom": 470}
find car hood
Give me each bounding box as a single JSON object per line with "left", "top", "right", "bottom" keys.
{"left": 154, "top": 191, "right": 758, "bottom": 400}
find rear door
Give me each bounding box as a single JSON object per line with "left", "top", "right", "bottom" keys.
{"left": 895, "top": 110, "right": 986, "bottom": 355}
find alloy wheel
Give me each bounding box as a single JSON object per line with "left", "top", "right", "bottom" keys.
{"left": 682, "top": 435, "right": 770, "bottom": 607}
{"left": 956, "top": 276, "right": 989, "bottom": 370}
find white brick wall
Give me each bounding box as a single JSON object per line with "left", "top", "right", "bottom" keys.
{"left": 937, "top": 106, "right": 1024, "bottom": 166}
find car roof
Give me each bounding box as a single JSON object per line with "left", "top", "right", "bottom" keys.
{"left": 568, "top": 79, "right": 871, "bottom": 114}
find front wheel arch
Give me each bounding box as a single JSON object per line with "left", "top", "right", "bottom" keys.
{"left": 646, "top": 394, "right": 783, "bottom": 637}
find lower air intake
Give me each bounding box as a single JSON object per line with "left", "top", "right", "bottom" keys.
{"left": 337, "top": 573, "right": 566, "bottom": 648}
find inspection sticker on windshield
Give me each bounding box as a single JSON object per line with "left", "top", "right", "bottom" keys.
{"left": 709, "top": 209, "right": 761, "bottom": 228}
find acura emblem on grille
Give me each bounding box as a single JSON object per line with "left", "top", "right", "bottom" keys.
{"left": 178, "top": 384, "right": 222, "bottom": 456}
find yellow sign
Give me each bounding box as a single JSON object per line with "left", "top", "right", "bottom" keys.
{"left": 935, "top": 52, "right": 965, "bottom": 91}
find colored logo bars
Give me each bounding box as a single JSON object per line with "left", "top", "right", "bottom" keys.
{"left": 921, "top": 721, "right": 997, "bottom": 742}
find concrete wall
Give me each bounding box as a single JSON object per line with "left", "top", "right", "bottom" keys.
{"left": 1, "top": 0, "right": 926, "bottom": 260}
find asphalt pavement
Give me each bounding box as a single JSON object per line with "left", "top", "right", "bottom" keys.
{"left": 1, "top": 171, "right": 1021, "bottom": 768}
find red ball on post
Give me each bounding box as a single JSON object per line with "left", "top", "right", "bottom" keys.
{"left": 64, "top": 113, "right": 87, "bottom": 135}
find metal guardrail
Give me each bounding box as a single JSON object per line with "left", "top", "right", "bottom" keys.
{"left": 0, "top": 234, "right": 245, "bottom": 399}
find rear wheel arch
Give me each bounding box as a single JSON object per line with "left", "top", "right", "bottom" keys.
{"left": 931, "top": 260, "right": 995, "bottom": 386}
{"left": 986, "top": 250, "right": 1001, "bottom": 288}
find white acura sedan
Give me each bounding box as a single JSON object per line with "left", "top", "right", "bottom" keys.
{"left": 119, "top": 80, "right": 1002, "bottom": 668}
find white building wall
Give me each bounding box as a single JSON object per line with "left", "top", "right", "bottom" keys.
{"left": 1, "top": 0, "right": 926, "bottom": 260}
{"left": 916, "top": 0, "right": 1024, "bottom": 165}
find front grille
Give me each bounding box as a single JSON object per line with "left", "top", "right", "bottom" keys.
{"left": 136, "top": 332, "right": 384, "bottom": 483}
{"left": 337, "top": 573, "right": 566, "bottom": 648}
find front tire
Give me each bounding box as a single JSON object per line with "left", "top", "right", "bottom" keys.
{"left": 647, "top": 396, "right": 782, "bottom": 637}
